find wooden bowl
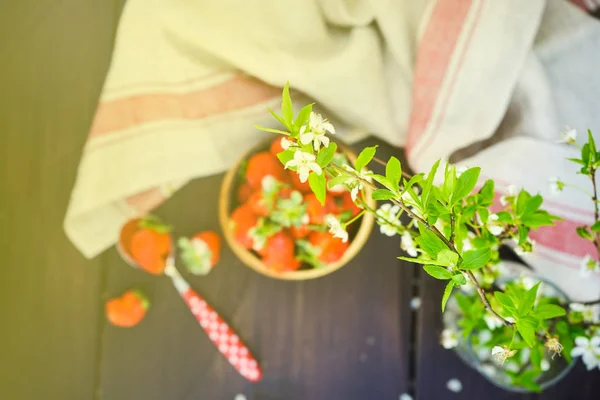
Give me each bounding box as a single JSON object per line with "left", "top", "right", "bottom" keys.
{"left": 218, "top": 138, "right": 376, "bottom": 280}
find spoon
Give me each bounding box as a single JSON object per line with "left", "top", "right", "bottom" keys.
{"left": 117, "top": 219, "right": 263, "bottom": 382}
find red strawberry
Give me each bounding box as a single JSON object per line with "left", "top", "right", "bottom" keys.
{"left": 230, "top": 204, "right": 259, "bottom": 249}
{"left": 259, "top": 231, "right": 300, "bottom": 271}
{"left": 247, "top": 190, "right": 271, "bottom": 217}
{"left": 192, "top": 231, "right": 221, "bottom": 266}
{"left": 290, "top": 224, "right": 310, "bottom": 239}
{"left": 288, "top": 170, "right": 312, "bottom": 193}
{"left": 338, "top": 191, "right": 362, "bottom": 217}
{"left": 263, "top": 254, "right": 301, "bottom": 272}
{"left": 106, "top": 289, "right": 149, "bottom": 328}
{"left": 269, "top": 137, "right": 287, "bottom": 156}
{"left": 237, "top": 182, "right": 253, "bottom": 204}
{"left": 308, "top": 231, "right": 349, "bottom": 264}
{"left": 245, "top": 152, "right": 288, "bottom": 188}
{"left": 304, "top": 193, "right": 337, "bottom": 225}
{"left": 130, "top": 227, "right": 171, "bottom": 275}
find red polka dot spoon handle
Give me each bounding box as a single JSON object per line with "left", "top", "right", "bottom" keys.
{"left": 165, "top": 261, "right": 263, "bottom": 382}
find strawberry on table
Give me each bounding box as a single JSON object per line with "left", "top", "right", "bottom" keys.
{"left": 178, "top": 231, "right": 221, "bottom": 275}
{"left": 245, "top": 151, "right": 287, "bottom": 188}
{"left": 230, "top": 204, "right": 259, "bottom": 249}
{"left": 105, "top": 289, "right": 150, "bottom": 328}
{"left": 129, "top": 216, "right": 172, "bottom": 275}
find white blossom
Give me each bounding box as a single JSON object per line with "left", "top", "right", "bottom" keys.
{"left": 545, "top": 336, "right": 564, "bottom": 359}
{"left": 456, "top": 165, "right": 469, "bottom": 177}
{"left": 540, "top": 359, "right": 550, "bottom": 372}
{"left": 441, "top": 329, "right": 459, "bottom": 349}
{"left": 299, "top": 112, "right": 335, "bottom": 151}
{"left": 484, "top": 314, "right": 504, "bottom": 330}
{"left": 580, "top": 254, "right": 600, "bottom": 277}
{"left": 376, "top": 203, "right": 401, "bottom": 237}
{"left": 399, "top": 394, "right": 413, "bottom": 400}
{"left": 341, "top": 164, "right": 371, "bottom": 201}
{"left": 261, "top": 175, "right": 278, "bottom": 193}
{"left": 491, "top": 346, "right": 516, "bottom": 365}
{"left": 479, "top": 364, "right": 497, "bottom": 378}
{"left": 500, "top": 184, "right": 518, "bottom": 206}
{"left": 280, "top": 137, "right": 293, "bottom": 150}
{"left": 234, "top": 395, "right": 247, "bottom": 400}
{"left": 478, "top": 330, "right": 492, "bottom": 344}
{"left": 446, "top": 378, "right": 462, "bottom": 393}
{"left": 410, "top": 297, "right": 421, "bottom": 310}
{"left": 325, "top": 214, "right": 348, "bottom": 243}
{"left": 557, "top": 126, "right": 577, "bottom": 145}
{"left": 284, "top": 149, "right": 322, "bottom": 183}
{"left": 485, "top": 213, "right": 504, "bottom": 236}
{"left": 401, "top": 231, "right": 418, "bottom": 257}
{"left": 570, "top": 303, "right": 600, "bottom": 323}
{"left": 548, "top": 176, "right": 564, "bottom": 196}
{"left": 571, "top": 336, "right": 600, "bottom": 370}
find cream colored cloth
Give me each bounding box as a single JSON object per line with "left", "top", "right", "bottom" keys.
{"left": 65, "top": 0, "right": 600, "bottom": 300}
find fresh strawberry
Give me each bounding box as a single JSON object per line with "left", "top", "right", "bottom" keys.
{"left": 178, "top": 231, "right": 221, "bottom": 275}
{"left": 230, "top": 204, "right": 259, "bottom": 249}
{"left": 262, "top": 253, "right": 301, "bottom": 272}
{"left": 288, "top": 170, "right": 312, "bottom": 193}
{"left": 338, "top": 191, "right": 362, "bottom": 217}
{"left": 237, "top": 182, "right": 253, "bottom": 204}
{"left": 247, "top": 190, "right": 271, "bottom": 217}
{"left": 308, "top": 231, "right": 349, "bottom": 264}
{"left": 105, "top": 289, "right": 149, "bottom": 328}
{"left": 130, "top": 222, "right": 172, "bottom": 275}
{"left": 269, "top": 137, "right": 287, "bottom": 156}
{"left": 245, "top": 152, "right": 288, "bottom": 188}
{"left": 290, "top": 223, "right": 310, "bottom": 239}
{"left": 304, "top": 193, "right": 337, "bottom": 225}
{"left": 257, "top": 230, "right": 295, "bottom": 258}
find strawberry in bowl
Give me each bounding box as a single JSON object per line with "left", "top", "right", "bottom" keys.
{"left": 219, "top": 137, "right": 375, "bottom": 280}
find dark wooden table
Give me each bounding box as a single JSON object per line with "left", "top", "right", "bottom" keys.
{"left": 2, "top": 2, "right": 600, "bottom": 399}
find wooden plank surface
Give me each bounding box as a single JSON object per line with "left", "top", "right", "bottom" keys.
{"left": 415, "top": 274, "right": 600, "bottom": 400}
{"left": 98, "top": 143, "right": 414, "bottom": 400}
{"left": 0, "top": 1, "right": 125, "bottom": 399}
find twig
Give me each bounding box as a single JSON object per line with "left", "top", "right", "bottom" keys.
{"left": 465, "top": 270, "right": 514, "bottom": 328}
{"left": 450, "top": 213, "right": 456, "bottom": 244}
{"left": 591, "top": 168, "right": 600, "bottom": 252}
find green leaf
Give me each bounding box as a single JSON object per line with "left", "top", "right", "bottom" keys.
{"left": 582, "top": 143, "right": 590, "bottom": 166}
{"left": 591, "top": 221, "right": 600, "bottom": 232}
{"left": 441, "top": 164, "right": 457, "bottom": 203}
{"left": 316, "top": 142, "right": 337, "bottom": 168}
{"left": 328, "top": 175, "right": 350, "bottom": 189}
{"left": 421, "top": 159, "right": 441, "bottom": 209}
{"left": 372, "top": 189, "right": 396, "bottom": 201}
{"left": 423, "top": 265, "right": 453, "bottom": 280}
{"left": 441, "top": 281, "right": 454, "bottom": 312}
{"left": 479, "top": 179, "right": 495, "bottom": 203}
{"left": 567, "top": 157, "right": 585, "bottom": 166}
{"left": 402, "top": 174, "right": 424, "bottom": 194}
{"left": 534, "top": 304, "right": 566, "bottom": 319}
{"left": 524, "top": 194, "right": 543, "bottom": 215}
{"left": 495, "top": 292, "right": 517, "bottom": 316}
{"left": 355, "top": 146, "right": 378, "bottom": 172}
{"left": 277, "top": 149, "right": 296, "bottom": 167}
{"left": 518, "top": 225, "right": 529, "bottom": 246}
{"left": 518, "top": 370, "right": 542, "bottom": 393}
{"left": 495, "top": 211, "right": 513, "bottom": 223}
{"left": 253, "top": 125, "right": 290, "bottom": 135}
{"left": 281, "top": 82, "right": 293, "bottom": 127}
{"left": 530, "top": 345, "right": 542, "bottom": 370}
{"left": 308, "top": 172, "right": 327, "bottom": 205}
{"left": 516, "top": 318, "right": 538, "bottom": 347}
{"left": 293, "top": 103, "right": 314, "bottom": 131}
{"left": 370, "top": 173, "right": 393, "bottom": 190}
{"left": 460, "top": 248, "right": 491, "bottom": 271}
{"left": 521, "top": 211, "right": 555, "bottom": 228}
{"left": 452, "top": 273, "right": 467, "bottom": 286}
{"left": 415, "top": 224, "right": 449, "bottom": 258}
{"left": 588, "top": 129, "right": 597, "bottom": 164}
{"left": 385, "top": 156, "right": 402, "bottom": 192}
{"left": 516, "top": 190, "right": 531, "bottom": 216}
{"left": 436, "top": 249, "right": 459, "bottom": 267}
{"left": 268, "top": 108, "right": 288, "bottom": 129}
{"left": 398, "top": 256, "right": 447, "bottom": 267}
{"left": 518, "top": 282, "right": 540, "bottom": 316}
{"left": 452, "top": 167, "right": 481, "bottom": 204}
{"left": 576, "top": 226, "right": 593, "bottom": 240}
